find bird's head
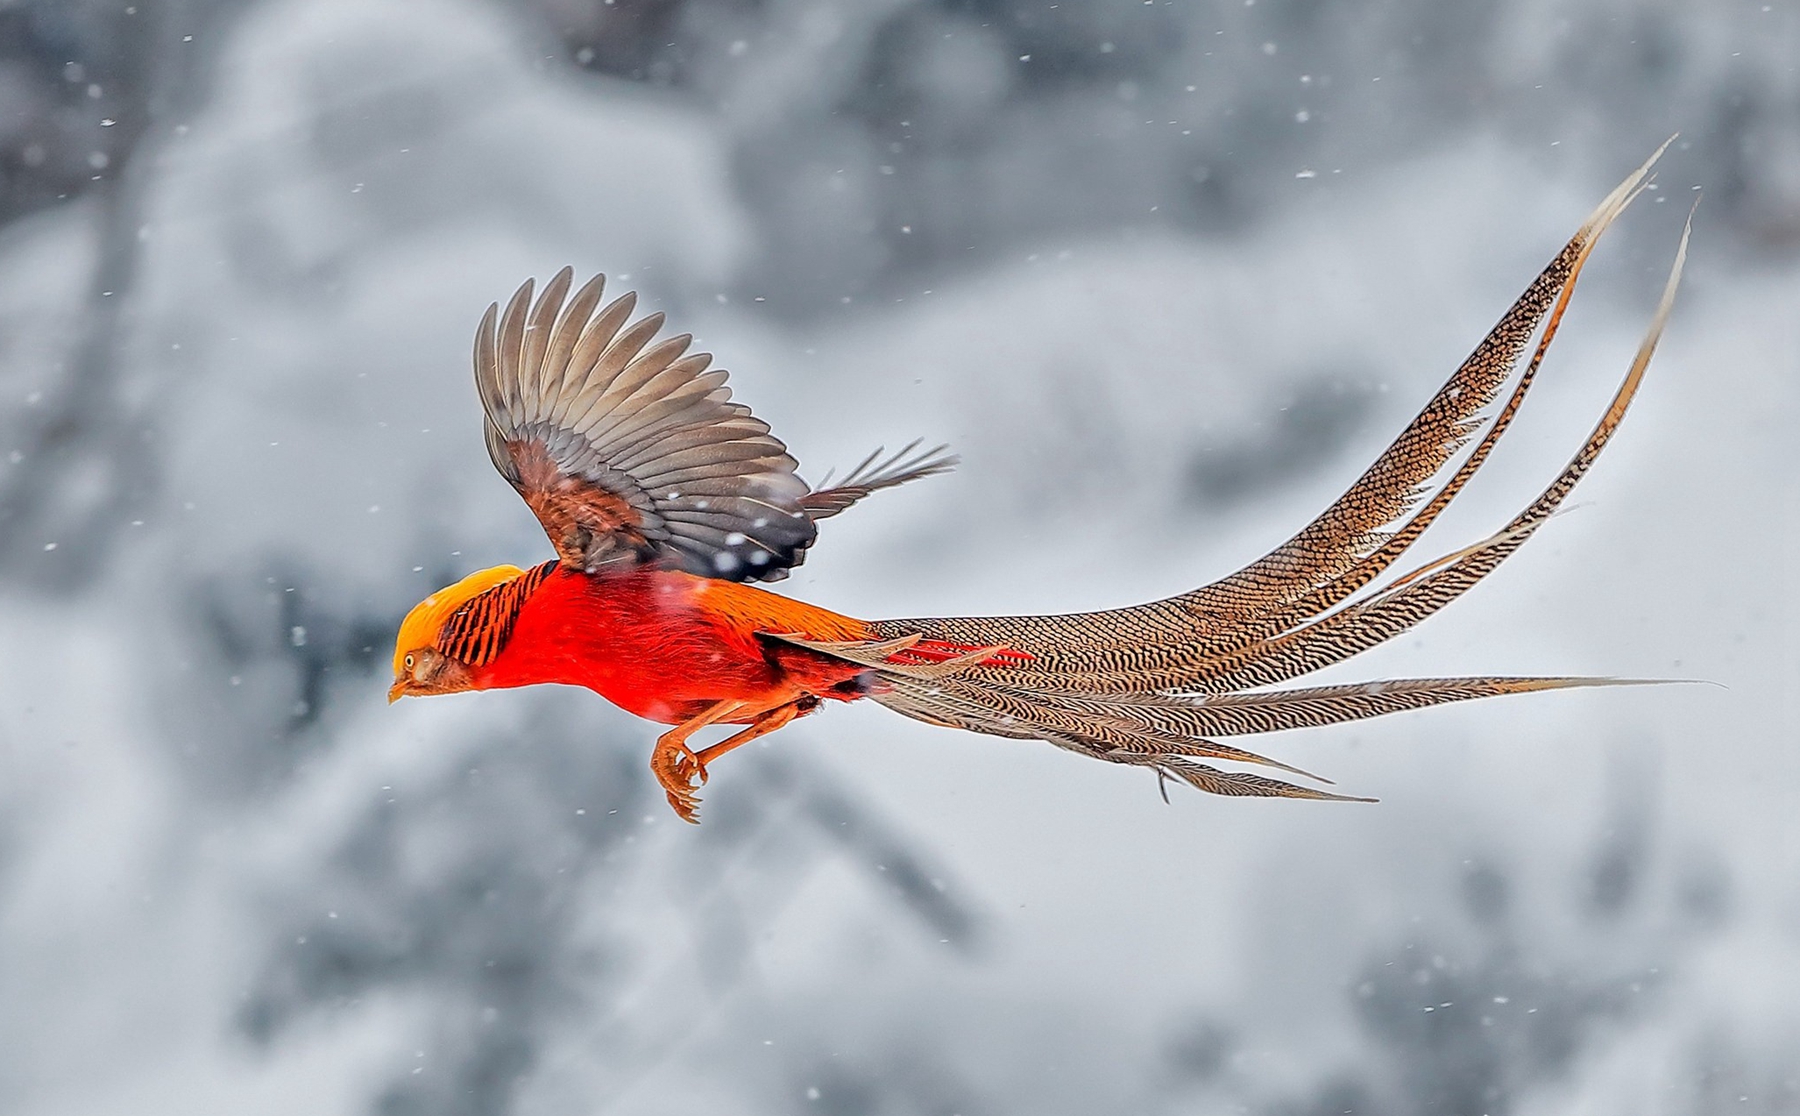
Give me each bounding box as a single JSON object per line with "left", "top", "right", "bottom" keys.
{"left": 388, "top": 646, "right": 474, "bottom": 702}
{"left": 388, "top": 565, "right": 526, "bottom": 702}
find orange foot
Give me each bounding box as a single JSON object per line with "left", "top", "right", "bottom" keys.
{"left": 650, "top": 738, "right": 709, "bottom": 824}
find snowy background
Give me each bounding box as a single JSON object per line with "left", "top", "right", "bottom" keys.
{"left": 0, "top": 1, "right": 1796, "bottom": 1113}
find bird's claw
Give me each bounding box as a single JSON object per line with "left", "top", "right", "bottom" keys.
{"left": 651, "top": 740, "right": 709, "bottom": 824}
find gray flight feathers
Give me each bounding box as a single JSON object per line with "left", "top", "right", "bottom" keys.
{"left": 472, "top": 268, "right": 954, "bottom": 581}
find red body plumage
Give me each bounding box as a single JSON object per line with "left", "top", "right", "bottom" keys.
{"left": 473, "top": 567, "right": 879, "bottom": 725}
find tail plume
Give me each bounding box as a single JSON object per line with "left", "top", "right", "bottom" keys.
{"left": 812, "top": 146, "right": 1690, "bottom": 801}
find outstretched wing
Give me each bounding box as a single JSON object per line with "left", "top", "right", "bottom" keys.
{"left": 475, "top": 269, "right": 818, "bottom": 581}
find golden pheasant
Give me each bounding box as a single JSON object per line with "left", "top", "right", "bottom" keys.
{"left": 391, "top": 145, "right": 1690, "bottom": 823}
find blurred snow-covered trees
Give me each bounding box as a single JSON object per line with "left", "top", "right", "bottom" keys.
{"left": 0, "top": 1, "right": 1794, "bottom": 1113}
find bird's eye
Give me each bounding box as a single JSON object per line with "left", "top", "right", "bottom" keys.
{"left": 404, "top": 654, "right": 416, "bottom": 670}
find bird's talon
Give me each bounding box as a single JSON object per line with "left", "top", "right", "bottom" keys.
{"left": 671, "top": 748, "right": 708, "bottom": 789}
{"left": 652, "top": 737, "right": 712, "bottom": 822}
{"left": 665, "top": 789, "right": 702, "bottom": 824}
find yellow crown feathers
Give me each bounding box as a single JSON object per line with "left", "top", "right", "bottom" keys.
{"left": 393, "top": 565, "right": 528, "bottom": 676}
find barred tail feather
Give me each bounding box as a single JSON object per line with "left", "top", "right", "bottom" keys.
{"left": 1170, "top": 207, "right": 1690, "bottom": 696}
{"left": 834, "top": 151, "right": 1688, "bottom": 803}
{"left": 870, "top": 674, "right": 1365, "bottom": 799}
{"left": 868, "top": 141, "right": 1671, "bottom": 670}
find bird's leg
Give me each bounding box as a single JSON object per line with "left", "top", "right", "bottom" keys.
{"left": 650, "top": 700, "right": 746, "bottom": 823}
{"left": 693, "top": 700, "right": 804, "bottom": 770}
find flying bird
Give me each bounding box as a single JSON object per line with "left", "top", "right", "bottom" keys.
{"left": 392, "top": 146, "right": 1690, "bottom": 823}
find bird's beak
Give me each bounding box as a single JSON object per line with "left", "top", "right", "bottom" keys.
{"left": 387, "top": 679, "right": 408, "bottom": 704}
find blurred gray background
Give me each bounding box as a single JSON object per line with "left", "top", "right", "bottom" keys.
{"left": 0, "top": 1, "right": 1795, "bottom": 1113}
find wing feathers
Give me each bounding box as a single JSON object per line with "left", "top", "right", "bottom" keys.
{"left": 615, "top": 420, "right": 767, "bottom": 477}
{"left": 473, "top": 275, "right": 823, "bottom": 579}
{"left": 574, "top": 313, "right": 667, "bottom": 419}
{"left": 542, "top": 270, "right": 602, "bottom": 406}
{"left": 802, "top": 440, "right": 959, "bottom": 520}
{"left": 551, "top": 292, "right": 637, "bottom": 428}
{"left": 496, "top": 278, "right": 533, "bottom": 427}
{"left": 523, "top": 266, "right": 570, "bottom": 409}
{"left": 471, "top": 267, "right": 942, "bottom": 580}
{"left": 473, "top": 303, "right": 505, "bottom": 439}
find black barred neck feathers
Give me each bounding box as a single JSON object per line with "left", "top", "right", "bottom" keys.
{"left": 392, "top": 561, "right": 555, "bottom": 676}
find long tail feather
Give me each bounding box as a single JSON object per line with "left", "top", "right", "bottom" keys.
{"left": 1147, "top": 141, "right": 1668, "bottom": 627}
{"left": 1172, "top": 209, "right": 1691, "bottom": 694}
{"left": 872, "top": 673, "right": 1335, "bottom": 781}
{"left": 984, "top": 674, "right": 1652, "bottom": 739}
{"left": 1155, "top": 675, "right": 1659, "bottom": 735}
{"left": 1156, "top": 761, "right": 1376, "bottom": 803}
{"left": 838, "top": 149, "right": 1689, "bottom": 804}
{"left": 868, "top": 140, "right": 1672, "bottom": 666}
